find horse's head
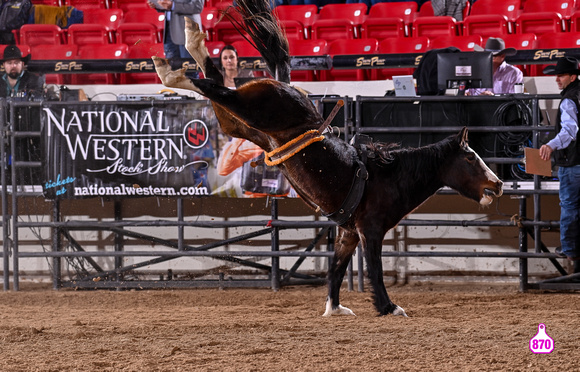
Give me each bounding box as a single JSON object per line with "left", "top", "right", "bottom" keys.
{"left": 442, "top": 127, "right": 503, "bottom": 206}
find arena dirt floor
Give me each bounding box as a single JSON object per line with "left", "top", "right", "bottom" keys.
{"left": 0, "top": 282, "right": 579, "bottom": 371}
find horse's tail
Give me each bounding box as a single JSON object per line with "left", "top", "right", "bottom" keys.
{"left": 233, "top": 0, "right": 291, "bottom": 83}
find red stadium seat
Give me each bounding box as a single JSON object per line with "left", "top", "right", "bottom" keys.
{"left": 316, "top": 3, "right": 367, "bottom": 38}
{"left": 205, "top": 41, "right": 225, "bottom": 58}
{"left": 367, "top": 2, "right": 417, "bottom": 25}
{"left": 568, "top": 10, "right": 580, "bottom": 32}
{"left": 63, "top": 0, "right": 106, "bottom": 11}
{"left": 360, "top": 17, "right": 405, "bottom": 41}
{"left": 515, "top": 12, "right": 564, "bottom": 34}
{"left": 418, "top": 1, "right": 434, "bottom": 17}
{"left": 367, "top": 2, "right": 417, "bottom": 36}
{"left": 411, "top": 16, "right": 458, "bottom": 38}
{"left": 116, "top": 23, "right": 158, "bottom": 45}
{"left": 523, "top": 0, "right": 576, "bottom": 19}
{"left": 71, "top": 43, "right": 128, "bottom": 85}
{"left": 288, "top": 39, "right": 328, "bottom": 81}
{"left": 231, "top": 39, "right": 260, "bottom": 57}
{"left": 83, "top": 8, "right": 124, "bottom": 31}
{"left": 462, "top": 14, "right": 510, "bottom": 38}
{"left": 500, "top": 33, "right": 538, "bottom": 50}
{"left": 213, "top": 9, "right": 247, "bottom": 45}
{"left": 280, "top": 19, "right": 306, "bottom": 41}
{"left": 83, "top": 8, "right": 124, "bottom": 43}
{"left": 470, "top": 0, "right": 521, "bottom": 23}
{"left": 274, "top": 5, "right": 318, "bottom": 39}
{"left": 120, "top": 42, "right": 164, "bottom": 84}
{"left": 30, "top": 44, "right": 78, "bottom": 84}
{"left": 318, "top": 3, "right": 367, "bottom": 23}
{"left": 311, "top": 18, "right": 356, "bottom": 40}
{"left": 109, "top": 0, "right": 149, "bottom": 12}
{"left": 319, "top": 38, "right": 378, "bottom": 81}
{"left": 205, "top": 0, "right": 233, "bottom": 8}
{"left": 124, "top": 8, "right": 165, "bottom": 42}
{"left": 371, "top": 36, "right": 430, "bottom": 80}
{"left": 430, "top": 35, "right": 483, "bottom": 51}
{"left": 201, "top": 6, "right": 220, "bottom": 41}
{"left": 67, "top": 23, "right": 109, "bottom": 46}
{"left": 18, "top": 24, "right": 64, "bottom": 46}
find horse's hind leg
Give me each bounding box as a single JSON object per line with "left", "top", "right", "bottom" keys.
{"left": 364, "top": 235, "right": 407, "bottom": 317}
{"left": 152, "top": 57, "right": 205, "bottom": 95}
{"left": 323, "top": 228, "right": 359, "bottom": 316}
{"left": 183, "top": 18, "right": 223, "bottom": 83}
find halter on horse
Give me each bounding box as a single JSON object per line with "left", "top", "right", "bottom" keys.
{"left": 153, "top": 0, "right": 503, "bottom": 317}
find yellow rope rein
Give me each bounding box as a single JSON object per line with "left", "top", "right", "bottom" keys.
{"left": 264, "top": 129, "right": 325, "bottom": 166}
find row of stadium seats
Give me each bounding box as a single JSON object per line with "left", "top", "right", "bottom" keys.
{"left": 13, "top": 7, "right": 164, "bottom": 45}
{"left": 1, "top": 43, "right": 163, "bottom": 85}
{"left": 13, "top": 0, "right": 579, "bottom": 84}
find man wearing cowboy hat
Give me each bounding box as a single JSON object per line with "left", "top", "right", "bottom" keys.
{"left": 1, "top": 45, "right": 44, "bottom": 98}
{"left": 539, "top": 57, "right": 580, "bottom": 265}
{"left": 468, "top": 37, "right": 523, "bottom": 96}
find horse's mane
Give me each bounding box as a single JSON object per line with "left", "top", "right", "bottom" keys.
{"left": 368, "top": 135, "right": 459, "bottom": 183}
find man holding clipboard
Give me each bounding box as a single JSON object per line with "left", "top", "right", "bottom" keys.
{"left": 539, "top": 57, "right": 580, "bottom": 266}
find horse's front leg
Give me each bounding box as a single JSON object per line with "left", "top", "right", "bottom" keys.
{"left": 364, "top": 235, "right": 407, "bottom": 317}
{"left": 323, "top": 227, "right": 359, "bottom": 317}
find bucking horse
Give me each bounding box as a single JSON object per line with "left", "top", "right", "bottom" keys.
{"left": 152, "top": 0, "right": 503, "bottom": 317}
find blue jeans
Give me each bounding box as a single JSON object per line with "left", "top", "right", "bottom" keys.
{"left": 558, "top": 165, "right": 580, "bottom": 258}
{"left": 164, "top": 25, "right": 199, "bottom": 79}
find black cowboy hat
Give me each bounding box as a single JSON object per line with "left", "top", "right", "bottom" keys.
{"left": 473, "top": 37, "right": 517, "bottom": 56}
{"left": 0, "top": 45, "right": 30, "bottom": 63}
{"left": 543, "top": 56, "right": 580, "bottom": 75}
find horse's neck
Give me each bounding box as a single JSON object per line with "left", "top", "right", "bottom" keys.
{"left": 392, "top": 146, "right": 447, "bottom": 208}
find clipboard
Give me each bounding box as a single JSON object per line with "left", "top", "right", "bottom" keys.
{"left": 524, "top": 148, "right": 552, "bottom": 177}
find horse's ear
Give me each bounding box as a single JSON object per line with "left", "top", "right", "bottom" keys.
{"left": 457, "top": 127, "right": 469, "bottom": 148}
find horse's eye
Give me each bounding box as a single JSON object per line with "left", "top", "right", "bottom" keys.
{"left": 466, "top": 153, "right": 476, "bottom": 162}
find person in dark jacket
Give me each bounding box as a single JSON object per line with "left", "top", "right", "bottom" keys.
{"left": 0, "top": 45, "right": 44, "bottom": 98}
{"left": 539, "top": 57, "right": 580, "bottom": 267}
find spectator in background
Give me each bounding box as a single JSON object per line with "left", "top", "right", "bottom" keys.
{"left": 148, "top": 0, "right": 203, "bottom": 78}
{"left": 431, "top": 0, "right": 468, "bottom": 21}
{"left": 467, "top": 37, "right": 523, "bottom": 96}
{"left": 0, "top": 45, "right": 44, "bottom": 98}
{"left": 219, "top": 45, "right": 254, "bottom": 89}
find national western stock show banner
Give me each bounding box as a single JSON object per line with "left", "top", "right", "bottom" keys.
{"left": 41, "top": 100, "right": 291, "bottom": 199}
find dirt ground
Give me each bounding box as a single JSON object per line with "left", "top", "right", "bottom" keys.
{"left": 0, "top": 282, "right": 579, "bottom": 372}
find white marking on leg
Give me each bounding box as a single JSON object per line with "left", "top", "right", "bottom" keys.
{"left": 322, "top": 297, "right": 356, "bottom": 317}
{"left": 392, "top": 305, "right": 408, "bottom": 317}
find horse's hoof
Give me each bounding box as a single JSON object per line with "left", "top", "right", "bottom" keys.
{"left": 323, "top": 301, "right": 356, "bottom": 317}
{"left": 392, "top": 305, "right": 408, "bottom": 317}
{"left": 185, "top": 18, "right": 206, "bottom": 54}
{"left": 152, "top": 56, "right": 169, "bottom": 68}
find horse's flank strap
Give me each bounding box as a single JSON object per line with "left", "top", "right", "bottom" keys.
{"left": 264, "top": 130, "right": 325, "bottom": 166}
{"left": 323, "top": 158, "right": 368, "bottom": 226}
{"left": 263, "top": 100, "right": 344, "bottom": 167}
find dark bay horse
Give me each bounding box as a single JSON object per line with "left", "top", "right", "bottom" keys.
{"left": 152, "top": 0, "right": 503, "bottom": 317}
